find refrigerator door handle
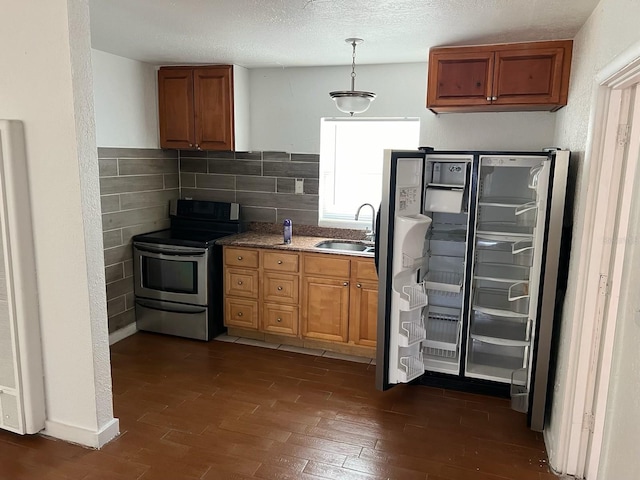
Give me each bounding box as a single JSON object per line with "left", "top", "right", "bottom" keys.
{"left": 525, "top": 318, "right": 534, "bottom": 342}
{"left": 523, "top": 345, "right": 530, "bottom": 369}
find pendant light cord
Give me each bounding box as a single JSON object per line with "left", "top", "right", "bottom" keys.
{"left": 350, "top": 40, "right": 357, "bottom": 92}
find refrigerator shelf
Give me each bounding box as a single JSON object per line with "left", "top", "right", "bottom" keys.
{"left": 476, "top": 223, "right": 535, "bottom": 237}
{"left": 472, "top": 287, "right": 530, "bottom": 317}
{"left": 427, "top": 182, "right": 464, "bottom": 189}
{"left": 473, "top": 263, "right": 530, "bottom": 283}
{"left": 470, "top": 311, "right": 531, "bottom": 346}
{"left": 478, "top": 196, "right": 535, "bottom": 207}
{"left": 424, "top": 270, "right": 463, "bottom": 294}
{"left": 398, "top": 352, "right": 425, "bottom": 382}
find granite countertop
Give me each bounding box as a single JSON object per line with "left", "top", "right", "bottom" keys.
{"left": 217, "top": 231, "right": 375, "bottom": 258}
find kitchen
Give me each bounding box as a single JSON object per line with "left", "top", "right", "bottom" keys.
{"left": 1, "top": 0, "right": 640, "bottom": 479}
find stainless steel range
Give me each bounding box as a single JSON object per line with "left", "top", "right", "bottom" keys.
{"left": 132, "top": 199, "right": 243, "bottom": 340}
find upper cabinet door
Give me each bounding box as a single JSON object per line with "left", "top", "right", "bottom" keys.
{"left": 158, "top": 69, "right": 195, "bottom": 149}
{"left": 492, "top": 41, "right": 572, "bottom": 107}
{"left": 427, "top": 50, "right": 494, "bottom": 109}
{"left": 194, "top": 66, "right": 235, "bottom": 151}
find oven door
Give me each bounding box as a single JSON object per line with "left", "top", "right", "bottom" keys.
{"left": 133, "top": 242, "right": 209, "bottom": 306}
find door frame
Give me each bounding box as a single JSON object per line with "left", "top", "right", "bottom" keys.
{"left": 548, "top": 41, "right": 640, "bottom": 479}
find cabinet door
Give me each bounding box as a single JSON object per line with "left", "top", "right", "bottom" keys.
{"left": 301, "top": 276, "right": 349, "bottom": 342}
{"left": 492, "top": 43, "right": 570, "bottom": 106}
{"left": 158, "top": 68, "right": 195, "bottom": 149}
{"left": 194, "top": 66, "right": 234, "bottom": 151}
{"left": 349, "top": 281, "right": 378, "bottom": 347}
{"left": 427, "top": 50, "right": 494, "bottom": 108}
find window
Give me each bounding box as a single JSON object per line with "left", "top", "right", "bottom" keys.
{"left": 319, "top": 117, "right": 420, "bottom": 228}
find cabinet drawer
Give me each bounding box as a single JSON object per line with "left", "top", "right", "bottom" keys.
{"left": 225, "top": 268, "right": 258, "bottom": 298}
{"left": 263, "top": 250, "right": 299, "bottom": 272}
{"left": 262, "top": 303, "right": 298, "bottom": 336}
{"left": 352, "top": 258, "right": 378, "bottom": 282}
{"left": 303, "top": 253, "right": 351, "bottom": 277}
{"left": 263, "top": 272, "right": 299, "bottom": 304}
{"left": 225, "top": 298, "right": 258, "bottom": 329}
{"left": 224, "top": 247, "right": 259, "bottom": 268}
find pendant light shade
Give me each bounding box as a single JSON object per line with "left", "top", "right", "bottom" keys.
{"left": 329, "top": 38, "right": 376, "bottom": 116}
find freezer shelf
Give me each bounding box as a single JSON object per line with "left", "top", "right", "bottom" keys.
{"left": 470, "top": 311, "right": 531, "bottom": 346}
{"left": 424, "top": 270, "right": 463, "bottom": 294}
{"left": 430, "top": 230, "right": 467, "bottom": 258}
{"left": 473, "top": 287, "right": 529, "bottom": 317}
{"left": 474, "top": 263, "right": 530, "bottom": 283}
{"left": 424, "top": 307, "right": 460, "bottom": 355}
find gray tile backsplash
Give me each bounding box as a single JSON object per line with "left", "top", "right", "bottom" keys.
{"left": 180, "top": 150, "right": 320, "bottom": 225}
{"left": 99, "top": 147, "right": 179, "bottom": 334}
{"left": 98, "top": 147, "right": 321, "bottom": 335}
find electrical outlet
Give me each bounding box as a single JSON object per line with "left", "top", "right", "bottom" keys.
{"left": 295, "top": 178, "right": 304, "bottom": 194}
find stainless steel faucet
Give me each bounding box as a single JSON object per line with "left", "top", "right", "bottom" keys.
{"left": 355, "top": 203, "right": 376, "bottom": 241}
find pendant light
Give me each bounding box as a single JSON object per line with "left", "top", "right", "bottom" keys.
{"left": 329, "top": 38, "right": 376, "bottom": 116}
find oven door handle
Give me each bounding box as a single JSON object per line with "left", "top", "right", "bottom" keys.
{"left": 135, "top": 299, "right": 207, "bottom": 315}
{"left": 134, "top": 245, "right": 207, "bottom": 258}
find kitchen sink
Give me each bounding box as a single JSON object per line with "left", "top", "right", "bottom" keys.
{"left": 314, "top": 240, "right": 375, "bottom": 255}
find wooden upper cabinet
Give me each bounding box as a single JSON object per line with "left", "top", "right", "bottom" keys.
{"left": 158, "top": 69, "right": 195, "bottom": 149}
{"left": 158, "top": 65, "right": 234, "bottom": 151}
{"left": 427, "top": 40, "right": 573, "bottom": 113}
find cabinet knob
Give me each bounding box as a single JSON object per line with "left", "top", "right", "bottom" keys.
{"left": 237, "top": 256, "right": 243, "bottom": 260}
{"left": 277, "top": 260, "right": 283, "bottom": 264}
{"left": 486, "top": 96, "right": 492, "bottom": 102}
{"left": 277, "top": 286, "right": 283, "bottom": 291}
{"left": 357, "top": 283, "right": 362, "bottom": 288}
{"left": 276, "top": 317, "right": 282, "bottom": 323}
{"left": 196, "top": 144, "right": 201, "bottom": 150}
{"left": 237, "top": 280, "right": 243, "bottom": 285}
{"left": 492, "top": 96, "right": 498, "bottom": 101}
{"left": 343, "top": 282, "right": 349, "bottom": 287}
{"left": 188, "top": 143, "right": 193, "bottom": 148}
{"left": 237, "top": 311, "right": 243, "bottom": 317}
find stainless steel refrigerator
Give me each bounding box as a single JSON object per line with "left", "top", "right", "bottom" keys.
{"left": 375, "top": 148, "right": 569, "bottom": 431}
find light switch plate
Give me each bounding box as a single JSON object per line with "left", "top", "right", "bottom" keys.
{"left": 295, "top": 178, "right": 304, "bottom": 194}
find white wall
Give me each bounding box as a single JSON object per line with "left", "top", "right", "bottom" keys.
{"left": 547, "top": 0, "right": 640, "bottom": 474}
{"left": 250, "top": 63, "right": 557, "bottom": 153}
{"left": 92, "top": 49, "right": 159, "bottom": 148}
{"left": 0, "top": 0, "right": 117, "bottom": 447}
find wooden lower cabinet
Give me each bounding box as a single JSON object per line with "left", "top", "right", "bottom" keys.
{"left": 301, "top": 276, "right": 350, "bottom": 342}
{"left": 262, "top": 303, "right": 298, "bottom": 336}
{"left": 349, "top": 281, "right": 378, "bottom": 347}
{"left": 222, "top": 246, "right": 378, "bottom": 357}
{"left": 225, "top": 297, "right": 258, "bottom": 329}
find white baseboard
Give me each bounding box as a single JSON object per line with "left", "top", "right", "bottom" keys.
{"left": 43, "top": 417, "right": 120, "bottom": 449}
{"left": 109, "top": 322, "right": 137, "bottom": 345}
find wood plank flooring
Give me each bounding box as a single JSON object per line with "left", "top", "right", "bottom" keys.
{"left": 0, "top": 333, "right": 558, "bottom": 480}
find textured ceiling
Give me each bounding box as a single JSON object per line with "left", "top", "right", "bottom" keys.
{"left": 89, "top": 0, "right": 599, "bottom": 68}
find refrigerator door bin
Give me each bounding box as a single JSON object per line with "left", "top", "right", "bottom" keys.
{"left": 400, "top": 283, "right": 429, "bottom": 310}
{"left": 425, "top": 187, "right": 464, "bottom": 214}
{"left": 475, "top": 235, "right": 534, "bottom": 266}
{"left": 510, "top": 368, "right": 529, "bottom": 413}
{"left": 398, "top": 309, "right": 426, "bottom": 347}
{"left": 467, "top": 338, "right": 527, "bottom": 383}
{"left": 473, "top": 286, "right": 530, "bottom": 317}
{"left": 470, "top": 311, "right": 532, "bottom": 346}
{"left": 398, "top": 347, "right": 425, "bottom": 382}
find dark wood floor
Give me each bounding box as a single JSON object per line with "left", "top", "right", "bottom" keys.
{"left": 0, "top": 333, "right": 557, "bottom": 480}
